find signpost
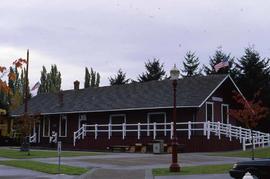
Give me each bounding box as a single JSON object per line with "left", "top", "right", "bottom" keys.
{"left": 57, "top": 141, "right": 62, "bottom": 174}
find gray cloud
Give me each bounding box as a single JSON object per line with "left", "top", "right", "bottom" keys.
{"left": 1, "top": 0, "right": 270, "bottom": 89}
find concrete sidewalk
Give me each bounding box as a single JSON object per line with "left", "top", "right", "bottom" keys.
{"left": 0, "top": 165, "right": 74, "bottom": 179}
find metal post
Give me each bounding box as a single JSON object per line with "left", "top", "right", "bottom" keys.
{"left": 169, "top": 80, "right": 180, "bottom": 172}
{"left": 57, "top": 141, "right": 61, "bottom": 174}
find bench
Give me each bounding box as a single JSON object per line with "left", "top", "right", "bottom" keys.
{"left": 109, "top": 145, "right": 130, "bottom": 152}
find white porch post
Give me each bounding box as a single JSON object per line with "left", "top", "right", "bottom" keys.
{"left": 94, "top": 124, "right": 98, "bottom": 140}
{"left": 137, "top": 123, "right": 141, "bottom": 140}
{"left": 188, "top": 121, "right": 191, "bottom": 140}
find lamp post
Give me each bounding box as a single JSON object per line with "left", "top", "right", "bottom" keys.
{"left": 169, "top": 64, "right": 180, "bottom": 172}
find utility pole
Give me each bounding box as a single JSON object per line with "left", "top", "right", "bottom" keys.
{"left": 24, "top": 49, "right": 29, "bottom": 114}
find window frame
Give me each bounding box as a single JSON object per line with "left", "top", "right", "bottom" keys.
{"left": 59, "top": 115, "right": 67, "bottom": 137}
{"left": 42, "top": 116, "right": 50, "bottom": 137}
{"left": 147, "top": 112, "right": 167, "bottom": 136}
{"left": 221, "top": 104, "right": 229, "bottom": 124}
{"left": 205, "top": 102, "right": 214, "bottom": 122}
{"left": 78, "top": 114, "right": 87, "bottom": 130}
{"left": 109, "top": 114, "right": 126, "bottom": 124}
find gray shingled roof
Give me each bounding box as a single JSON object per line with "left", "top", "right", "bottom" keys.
{"left": 11, "top": 74, "right": 228, "bottom": 116}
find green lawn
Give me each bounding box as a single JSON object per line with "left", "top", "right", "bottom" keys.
{"left": 0, "top": 160, "right": 88, "bottom": 175}
{"left": 0, "top": 148, "right": 99, "bottom": 159}
{"left": 153, "top": 164, "right": 232, "bottom": 176}
{"left": 209, "top": 147, "right": 270, "bottom": 158}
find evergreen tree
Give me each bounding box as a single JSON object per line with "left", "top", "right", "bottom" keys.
{"left": 235, "top": 47, "right": 270, "bottom": 105}
{"left": 109, "top": 69, "right": 129, "bottom": 86}
{"left": 181, "top": 51, "right": 201, "bottom": 77}
{"left": 84, "top": 67, "right": 90, "bottom": 88}
{"left": 138, "top": 58, "right": 166, "bottom": 82}
{"left": 204, "top": 48, "right": 234, "bottom": 75}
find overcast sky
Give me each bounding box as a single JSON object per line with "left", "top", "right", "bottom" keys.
{"left": 1, "top": 0, "right": 270, "bottom": 90}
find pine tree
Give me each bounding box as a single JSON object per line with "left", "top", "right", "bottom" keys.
{"left": 204, "top": 48, "right": 234, "bottom": 75}
{"left": 235, "top": 47, "right": 270, "bottom": 106}
{"left": 109, "top": 69, "right": 129, "bottom": 86}
{"left": 181, "top": 51, "right": 201, "bottom": 77}
{"left": 138, "top": 58, "right": 166, "bottom": 82}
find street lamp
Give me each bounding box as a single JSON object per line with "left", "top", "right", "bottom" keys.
{"left": 169, "top": 64, "right": 180, "bottom": 172}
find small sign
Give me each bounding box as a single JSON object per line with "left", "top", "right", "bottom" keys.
{"left": 57, "top": 141, "right": 62, "bottom": 154}
{"left": 212, "top": 96, "right": 223, "bottom": 102}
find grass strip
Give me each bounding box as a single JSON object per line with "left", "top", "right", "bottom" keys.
{"left": 209, "top": 147, "right": 270, "bottom": 158}
{"left": 153, "top": 164, "right": 232, "bottom": 176}
{"left": 0, "top": 160, "right": 88, "bottom": 175}
{"left": 0, "top": 148, "right": 99, "bottom": 159}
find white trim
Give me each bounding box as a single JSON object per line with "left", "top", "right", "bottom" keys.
{"left": 205, "top": 102, "right": 214, "bottom": 122}
{"left": 11, "top": 106, "right": 197, "bottom": 117}
{"left": 199, "top": 75, "right": 248, "bottom": 108}
{"left": 109, "top": 114, "right": 126, "bottom": 124}
{"left": 199, "top": 75, "right": 229, "bottom": 107}
{"left": 59, "top": 115, "right": 67, "bottom": 137}
{"left": 78, "top": 114, "right": 87, "bottom": 130}
{"left": 42, "top": 116, "right": 50, "bottom": 137}
{"left": 221, "top": 104, "right": 229, "bottom": 124}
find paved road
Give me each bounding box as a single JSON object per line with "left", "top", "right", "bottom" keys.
{"left": 1, "top": 152, "right": 247, "bottom": 179}
{"left": 155, "top": 174, "right": 231, "bottom": 179}
{"left": 34, "top": 152, "right": 249, "bottom": 170}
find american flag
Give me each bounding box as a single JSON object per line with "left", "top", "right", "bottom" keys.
{"left": 214, "top": 59, "right": 229, "bottom": 72}
{"left": 31, "top": 82, "right": 41, "bottom": 91}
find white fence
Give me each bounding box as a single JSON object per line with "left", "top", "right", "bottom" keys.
{"left": 73, "top": 121, "right": 270, "bottom": 151}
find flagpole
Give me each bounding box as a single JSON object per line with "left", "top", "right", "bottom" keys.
{"left": 24, "top": 49, "right": 29, "bottom": 114}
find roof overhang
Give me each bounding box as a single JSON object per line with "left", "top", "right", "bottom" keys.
{"left": 11, "top": 105, "right": 199, "bottom": 117}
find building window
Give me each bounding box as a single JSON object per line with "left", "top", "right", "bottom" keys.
{"left": 109, "top": 114, "right": 126, "bottom": 124}
{"left": 147, "top": 112, "right": 167, "bottom": 136}
{"left": 221, "top": 104, "right": 229, "bottom": 124}
{"left": 59, "top": 115, "right": 67, "bottom": 137}
{"left": 206, "top": 102, "right": 214, "bottom": 122}
{"left": 43, "top": 116, "right": 50, "bottom": 137}
{"left": 78, "top": 114, "right": 87, "bottom": 130}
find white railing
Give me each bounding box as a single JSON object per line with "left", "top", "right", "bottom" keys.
{"left": 29, "top": 132, "right": 37, "bottom": 143}
{"left": 73, "top": 121, "right": 270, "bottom": 151}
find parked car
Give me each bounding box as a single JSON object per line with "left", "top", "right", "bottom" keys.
{"left": 230, "top": 159, "right": 270, "bottom": 179}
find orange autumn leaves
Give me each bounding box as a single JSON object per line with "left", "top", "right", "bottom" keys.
{"left": 230, "top": 90, "right": 269, "bottom": 129}
{"left": 0, "top": 58, "right": 27, "bottom": 94}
